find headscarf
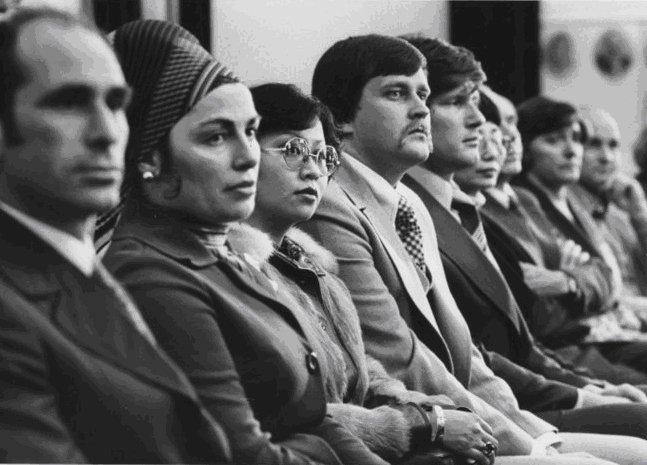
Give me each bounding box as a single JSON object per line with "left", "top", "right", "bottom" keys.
{"left": 95, "top": 20, "right": 238, "bottom": 252}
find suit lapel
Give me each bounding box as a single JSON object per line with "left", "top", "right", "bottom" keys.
{"left": 0, "top": 212, "right": 202, "bottom": 404}
{"left": 214, "top": 256, "right": 315, "bottom": 342}
{"left": 527, "top": 182, "right": 600, "bottom": 256}
{"left": 481, "top": 194, "right": 545, "bottom": 266}
{"left": 566, "top": 191, "right": 607, "bottom": 255}
{"left": 54, "top": 274, "right": 204, "bottom": 403}
{"left": 405, "top": 175, "right": 521, "bottom": 332}
{"left": 336, "top": 159, "right": 442, "bottom": 335}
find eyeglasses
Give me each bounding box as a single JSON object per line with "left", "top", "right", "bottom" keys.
{"left": 262, "top": 137, "right": 340, "bottom": 176}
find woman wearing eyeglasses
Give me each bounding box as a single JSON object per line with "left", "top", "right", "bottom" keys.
{"left": 225, "top": 83, "right": 499, "bottom": 465}
{"left": 102, "top": 21, "right": 388, "bottom": 465}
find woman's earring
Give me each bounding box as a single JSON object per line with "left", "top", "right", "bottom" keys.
{"left": 142, "top": 171, "right": 156, "bottom": 182}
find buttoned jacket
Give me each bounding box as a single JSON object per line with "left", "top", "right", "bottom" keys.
{"left": 104, "top": 205, "right": 384, "bottom": 465}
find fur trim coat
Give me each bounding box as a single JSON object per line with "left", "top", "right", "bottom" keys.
{"left": 229, "top": 224, "right": 455, "bottom": 461}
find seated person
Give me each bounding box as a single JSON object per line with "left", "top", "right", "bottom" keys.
{"left": 514, "top": 96, "right": 647, "bottom": 375}
{"left": 102, "top": 20, "right": 385, "bottom": 465}
{"left": 478, "top": 87, "right": 647, "bottom": 385}
{"left": 633, "top": 126, "right": 647, "bottom": 195}
{"left": 572, "top": 107, "right": 647, "bottom": 310}
{"left": 231, "top": 81, "right": 499, "bottom": 465}
{"left": 0, "top": 8, "right": 231, "bottom": 463}
{"left": 399, "top": 35, "right": 647, "bottom": 439}
{"left": 300, "top": 32, "right": 634, "bottom": 465}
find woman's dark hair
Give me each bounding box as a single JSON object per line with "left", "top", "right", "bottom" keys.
{"left": 251, "top": 83, "right": 340, "bottom": 151}
{"left": 516, "top": 95, "right": 584, "bottom": 177}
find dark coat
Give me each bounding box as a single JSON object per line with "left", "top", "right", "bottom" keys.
{"left": 480, "top": 190, "right": 594, "bottom": 344}
{"left": 0, "top": 209, "right": 231, "bottom": 464}
{"left": 403, "top": 169, "right": 592, "bottom": 413}
{"left": 104, "top": 205, "right": 385, "bottom": 465}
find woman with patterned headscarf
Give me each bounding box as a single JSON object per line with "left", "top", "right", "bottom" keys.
{"left": 101, "top": 20, "right": 387, "bottom": 465}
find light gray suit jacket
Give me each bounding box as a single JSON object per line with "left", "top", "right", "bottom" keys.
{"left": 301, "top": 154, "right": 554, "bottom": 456}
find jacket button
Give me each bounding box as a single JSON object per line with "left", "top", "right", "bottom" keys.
{"left": 305, "top": 351, "right": 320, "bottom": 374}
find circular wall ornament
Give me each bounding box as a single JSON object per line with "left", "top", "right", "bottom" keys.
{"left": 594, "top": 29, "right": 633, "bottom": 79}
{"left": 544, "top": 31, "right": 574, "bottom": 76}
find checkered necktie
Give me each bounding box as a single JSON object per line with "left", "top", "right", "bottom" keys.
{"left": 395, "top": 195, "right": 428, "bottom": 275}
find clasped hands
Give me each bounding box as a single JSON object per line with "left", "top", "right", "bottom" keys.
{"left": 580, "top": 382, "right": 647, "bottom": 407}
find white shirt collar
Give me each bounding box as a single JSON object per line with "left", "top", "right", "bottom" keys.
{"left": 0, "top": 201, "right": 96, "bottom": 276}
{"left": 346, "top": 154, "right": 401, "bottom": 215}
{"left": 408, "top": 167, "right": 455, "bottom": 211}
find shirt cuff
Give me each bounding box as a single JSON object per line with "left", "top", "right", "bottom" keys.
{"left": 531, "top": 432, "right": 563, "bottom": 456}
{"left": 574, "top": 389, "right": 585, "bottom": 409}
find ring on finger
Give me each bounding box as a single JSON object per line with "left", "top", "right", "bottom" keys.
{"left": 480, "top": 441, "right": 497, "bottom": 457}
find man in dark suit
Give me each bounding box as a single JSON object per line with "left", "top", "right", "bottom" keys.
{"left": 0, "top": 8, "right": 232, "bottom": 463}
{"left": 400, "top": 35, "right": 647, "bottom": 438}
{"left": 301, "top": 32, "right": 647, "bottom": 464}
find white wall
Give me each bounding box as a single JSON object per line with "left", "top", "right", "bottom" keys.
{"left": 212, "top": 0, "right": 448, "bottom": 93}
{"left": 541, "top": 0, "right": 647, "bottom": 174}
{"left": 20, "top": 0, "right": 82, "bottom": 14}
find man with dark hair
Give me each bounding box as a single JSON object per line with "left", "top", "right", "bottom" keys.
{"left": 0, "top": 8, "right": 232, "bottom": 462}
{"left": 399, "top": 35, "right": 647, "bottom": 446}
{"left": 302, "top": 33, "right": 631, "bottom": 464}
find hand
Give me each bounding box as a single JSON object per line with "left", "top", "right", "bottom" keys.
{"left": 579, "top": 388, "right": 632, "bottom": 408}
{"left": 442, "top": 410, "right": 498, "bottom": 465}
{"left": 520, "top": 263, "right": 571, "bottom": 297}
{"left": 607, "top": 175, "right": 647, "bottom": 215}
{"left": 588, "top": 383, "right": 647, "bottom": 403}
{"left": 559, "top": 239, "right": 590, "bottom": 270}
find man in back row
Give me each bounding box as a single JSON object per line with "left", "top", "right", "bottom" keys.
{"left": 0, "top": 8, "right": 234, "bottom": 462}
{"left": 302, "top": 32, "right": 647, "bottom": 463}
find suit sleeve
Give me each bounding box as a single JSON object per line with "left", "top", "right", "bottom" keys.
{"left": 0, "top": 289, "right": 88, "bottom": 463}
{"left": 301, "top": 184, "right": 539, "bottom": 456}
{"left": 106, "top": 245, "right": 345, "bottom": 465}
{"left": 480, "top": 347, "right": 578, "bottom": 411}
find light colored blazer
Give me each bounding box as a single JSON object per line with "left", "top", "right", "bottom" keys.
{"left": 301, "top": 154, "right": 554, "bottom": 456}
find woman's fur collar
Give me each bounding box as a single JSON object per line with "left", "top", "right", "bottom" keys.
{"left": 228, "top": 222, "right": 338, "bottom": 273}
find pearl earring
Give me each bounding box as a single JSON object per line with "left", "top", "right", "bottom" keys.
{"left": 142, "top": 171, "right": 156, "bottom": 181}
